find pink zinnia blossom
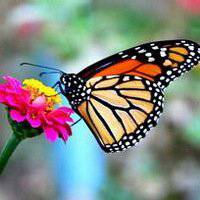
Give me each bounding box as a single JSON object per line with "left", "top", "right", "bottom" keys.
{"left": 0, "top": 76, "right": 74, "bottom": 142}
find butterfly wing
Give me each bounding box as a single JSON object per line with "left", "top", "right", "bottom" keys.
{"left": 78, "top": 39, "right": 200, "bottom": 90}
{"left": 76, "top": 75, "right": 164, "bottom": 153}
{"left": 76, "top": 39, "right": 199, "bottom": 153}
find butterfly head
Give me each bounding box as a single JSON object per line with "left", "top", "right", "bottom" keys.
{"left": 60, "top": 73, "right": 84, "bottom": 88}
{"left": 60, "top": 73, "right": 88, "bottom": 108}
{"left": 60, "top": 73, "right": 72, "bottom": 87}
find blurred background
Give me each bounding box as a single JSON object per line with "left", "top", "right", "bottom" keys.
{"left": 0, "top": 0, "right": 200, "bottom": 200}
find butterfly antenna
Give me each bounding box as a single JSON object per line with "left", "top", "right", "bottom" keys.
{"left": 20, "top": 62, "right": 64, "bottom": 73}
{"left": 39, "top": 71, "right": 61, "bottom": 77}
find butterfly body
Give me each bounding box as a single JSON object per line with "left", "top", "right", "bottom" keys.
{"left": 58, "top": 39, "right": 200, "bottom": 153}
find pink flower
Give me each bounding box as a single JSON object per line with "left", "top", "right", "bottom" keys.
{"left": 0, "top": 76, "right": 74, "bottom": 142}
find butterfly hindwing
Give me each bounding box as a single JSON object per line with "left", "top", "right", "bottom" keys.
{"left": 78, "top": 40, "right": 200, "bottom": 90}
{"left": 77, "top": 75, "right": 164, "bottom": 153}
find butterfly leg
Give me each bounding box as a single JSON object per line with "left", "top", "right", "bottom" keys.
{"left": 71, "top": 118, "right": 82, "bottom": 127}
{"left": 56, "top": 81, "right": 67, "bottom": 95}
{"left": 46, "top": 82, "right": 64, "bottom": 96}
{"left": 52, "top": 81, "right": 60, "bottom": 89}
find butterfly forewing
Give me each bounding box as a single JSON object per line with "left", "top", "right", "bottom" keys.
{"left": 77, "top": 75, "right": 164, "bottom": 153}
{"left": 78, "top": 39, "right": 200, "bottom": 90}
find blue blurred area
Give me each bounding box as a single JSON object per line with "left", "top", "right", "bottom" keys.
{"left": 52, "top": 120, "right": 105, "bottom": 200}
{"left": 52, "top": 92, "right": 105, "bottom": 200}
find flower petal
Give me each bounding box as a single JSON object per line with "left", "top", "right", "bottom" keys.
{"left": 3, "top": 76, "right": 22, "bottom": 87}
{"left": 43, "top": 126, "right": 58, "bottom": 142}
{"left": 55, "top": 124, "right": 71, "bottom": 141}
{"left": 10, "top": 109, "right": 26, "bottom": 122}
{"left": 47, "top": 108, "right": 74, "bottom": 124}
{"left": 32, "top": 96, "right": 46, "bottom": 107}
{"left": 27, "top": 115, "right": 42, "bottom": 128}
{"left": 58, "top": 107, "right": 74, "bottom": 114}
{"left": 41, "top": 113, "right": 53, "bottom": 125}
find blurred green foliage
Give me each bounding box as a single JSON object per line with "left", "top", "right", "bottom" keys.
{"left": 186, "top": 16, "right": 200, "bottom": 40}
{"left": 35, "top": 0, "right": 164, "bottom": 60}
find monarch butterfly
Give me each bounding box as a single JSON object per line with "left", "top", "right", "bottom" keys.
{"left": 21, "top": 39, "right": 200, "bottom": 153}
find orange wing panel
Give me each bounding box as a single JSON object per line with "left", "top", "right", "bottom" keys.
{"left": 93, "top": 59, "right": 161, "bottom": 81}
{"left": 136, "top": 64, "right": 162, "bottom": 76}
{"left": 94, "top": 59, "right": 141, "bottom": 77}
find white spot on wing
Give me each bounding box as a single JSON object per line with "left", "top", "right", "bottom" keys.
{"left": 152, "top": 46, "right": 159, "bottom": 50}
{"left": 145, "top": 52, "right": 152, "bottom": 57}
{"left": 160, "top": 52, "right": 166, "bottom": 57}
{"left": 132, "top": 55, "right": 136, "bottom": 59}
{"left": 122, "top": 54, "right": 128, "bottom": 58}
{"left": 138, "top": 49, "right": 146, "bottom": 53}
{"left": 148, "top": 57, "right": 155, "bottom": 62}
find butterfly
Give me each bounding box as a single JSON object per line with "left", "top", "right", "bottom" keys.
{"left": 21, "top": 39, "right": 200, "bottom": 153}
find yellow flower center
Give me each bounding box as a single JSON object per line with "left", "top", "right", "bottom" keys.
{"left": 23, "top": 79, "right": 61, "bottom": 110}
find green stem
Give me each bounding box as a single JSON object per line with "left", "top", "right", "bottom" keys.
{"left": 0, "top": 134, "right": 22, "bottom": 175}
